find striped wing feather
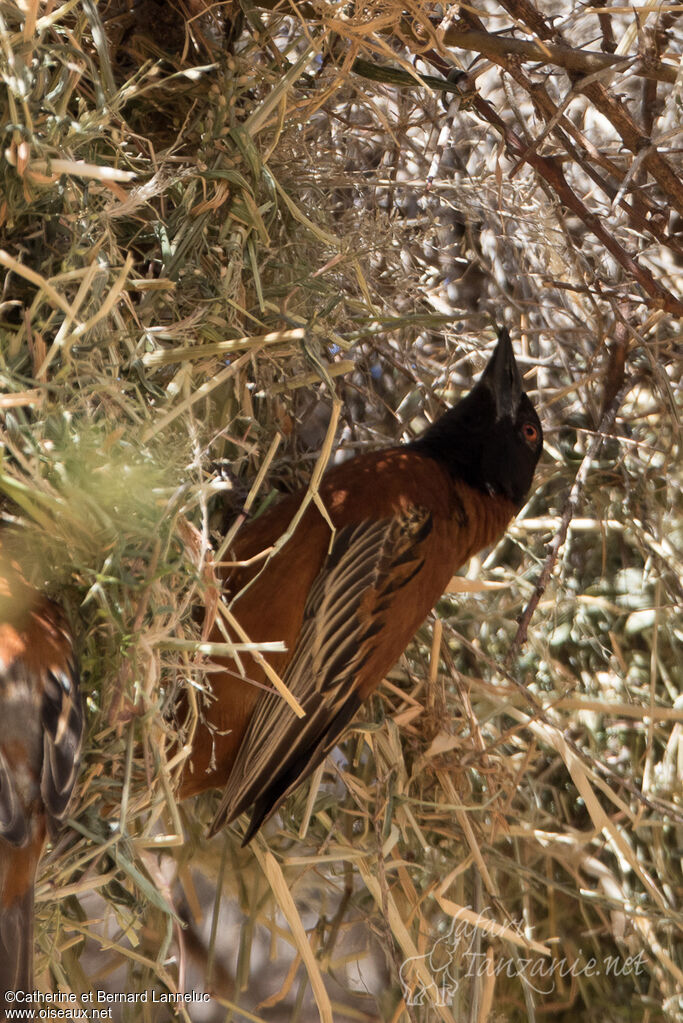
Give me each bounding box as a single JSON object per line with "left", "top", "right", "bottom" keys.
{"left": 41, "top": 657, "right": 83, "bottom": 831}
{"left": 0, "top": 620, "right": 82, "bottom": 845}
{"left": 210, "top": 506, "right": 432, "bottom": 842}
{"left": 0, "top": 601, "right": 82, "bottom": 1007}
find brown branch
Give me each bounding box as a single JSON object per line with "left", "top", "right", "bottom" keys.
{"left": 511, "top": 95, "right": 681, "bottom": 259}
{"left": 601, "top": 306, "right": 631, "bottom": 416}
{"left": 467, "top": 91, "right": 683, "bottom": 316}
{"left": 488, "top": 0, "right": 683, "bottom": 216}
{"left": 640, "top": 23, "right": 664, "bottom": 141}
{"left": 428, "top": 25, "right": 679, "bottom": 85}
{"left": 597, "top": 9, "right": 617, "bottom": 54}
{"left": 257, "top": 0, "right": 679, "bottom": 84}
{"left": 490, "top": 59, "right": 680, "bottom": 258}
{"left": 417, "top": 41, "right": 679, "bottom": 259}
{"left": 506, "top": 380, "right": 631, "bottom": 662}
{"left": 496, "top": 0, "right": 559, "bottom": 42}
{"left": 406, "top": 4, "right": 683, "bottom": 243}
{"left": 271, "top": 0, "right": 683, "bottom": 301}
{"left": 578, "top": 78, "right": 683, "bottom": 218}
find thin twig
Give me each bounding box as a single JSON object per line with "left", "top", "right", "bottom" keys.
{"left": 507, "top": 380, "right": 632, "bottom": 661}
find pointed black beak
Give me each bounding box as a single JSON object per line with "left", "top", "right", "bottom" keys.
{"left": 480, "top": 327, "right": 524, "bottom": 420}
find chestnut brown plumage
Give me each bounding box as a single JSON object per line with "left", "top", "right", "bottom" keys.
{"left": 0, "top": 564, "right": 82, "bottom": 1016}
{"left": 180, "top": 328, "right": 543, "bottom": 844}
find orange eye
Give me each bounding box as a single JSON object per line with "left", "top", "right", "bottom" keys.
{"left": 523, "top": 423, "right": 539, "bottom": 444}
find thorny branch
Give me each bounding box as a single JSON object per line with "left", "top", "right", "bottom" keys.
{"left": 290, "top": 0, "right": 683, "bottom": 314}
{"left": 263, "top": 0, "right": 680, "bottom": 83}
{"left": 436, "top": 25, "right": 678, "bottom": 84}
{"left": 440, "top": 3, "right": 683, "bottom": 315}
{"left": 466, "top": 90, "right": 683, "bottom": 315}
{"left": 486, "top": 0, "right": 683, "bottom": 216}
{"left": 507, "top": 380, "right": 632, "bottom": 661}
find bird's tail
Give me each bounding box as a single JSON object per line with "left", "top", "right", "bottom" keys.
{"left": 0, "top": 843, "right": 39, "bottom": 1021}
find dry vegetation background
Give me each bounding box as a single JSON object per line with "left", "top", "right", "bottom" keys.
{"left": 0, "top": 0, "right": 681, "bottom": 1020}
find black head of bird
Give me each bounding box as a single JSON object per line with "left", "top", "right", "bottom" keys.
{"left": 409, "top": 327, "right": 543, "bottom": 506}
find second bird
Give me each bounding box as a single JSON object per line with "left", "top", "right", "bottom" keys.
{"left": 180, "top": 328, "right": 543, "bottom": 842}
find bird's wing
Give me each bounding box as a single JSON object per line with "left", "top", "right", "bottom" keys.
{"left": 0, "top": 603, "right": 82, "bottom": 1004}
{"left": 209, "top": 504, "right": 433, "bottom": 842}
{"left": 40, "top": 653, "right": 83, "bottom": 831}
{"left": 0, "top": 610, "right": 82, "bottom": 844}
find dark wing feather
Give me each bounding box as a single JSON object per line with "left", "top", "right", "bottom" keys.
{"left": 0, "top": 597, "right": 82, "bottom": 1012}
{"left": 0, "top": 747, "right": 27, "bottom": 845}
{"left": 209, "top": 506, "right": 432, "bottom": 841}
{"left": 0, "top": 657, "right": 43, "bottom": 848}
{"left": 40, "top": 656, "right": 83, "bottom": 831}
{"left": 0, "top": 609, "right": 83, "bottom": 847}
